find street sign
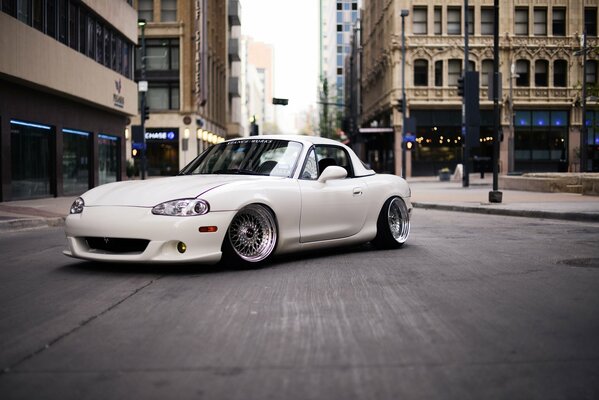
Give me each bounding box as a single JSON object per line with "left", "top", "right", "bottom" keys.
{"left": 138, "top": 81, "right": 148, "bottom": 92}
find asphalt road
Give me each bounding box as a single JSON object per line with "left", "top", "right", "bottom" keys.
{"left": 0, "top": 209, "right": 598, "bottom": 400}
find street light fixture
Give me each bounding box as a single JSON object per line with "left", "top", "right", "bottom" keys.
{"left": 400, "top": 9, "right": 409, "bottom": 179}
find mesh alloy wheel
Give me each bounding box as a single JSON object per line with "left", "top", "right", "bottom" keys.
{"left": 227, "top": 204, "right": 277, "bottom": 263}
{"left": 387, "top": 197, "right": 410, "bottom": 244}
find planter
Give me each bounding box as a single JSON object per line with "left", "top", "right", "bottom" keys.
{"left": 439, "top": 172, "right": 451, "bottom": 181}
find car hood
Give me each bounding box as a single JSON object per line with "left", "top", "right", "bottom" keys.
{"left": 81, "top": 175, "right": 273, "bottom": 207}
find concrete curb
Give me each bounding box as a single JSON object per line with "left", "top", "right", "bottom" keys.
{"left": 413, "top": 202, "right": 599, "bottom": 223}
{"left": 0, "top": 217, "right": 65, "bottom": 233}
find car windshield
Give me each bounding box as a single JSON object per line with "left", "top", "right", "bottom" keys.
{"left": 180, "top": 139, "right": 303, "bottom": 177}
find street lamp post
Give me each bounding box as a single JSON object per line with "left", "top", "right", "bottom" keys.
{"left": 400, "top": 9, "right": 409, "bottom": 179}
{"left": 138, "top": 19, "right": 148, "bottom": 180}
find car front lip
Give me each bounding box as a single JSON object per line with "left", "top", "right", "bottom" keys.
{"left": 64, "top": 206, "right": 235, "bottom": 264}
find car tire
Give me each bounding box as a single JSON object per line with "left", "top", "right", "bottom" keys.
{"left": 372, "top": 196, "right": 410, "bottom": 249}
{"left": 222, "top": 204, "right": 278, "bottom": 267}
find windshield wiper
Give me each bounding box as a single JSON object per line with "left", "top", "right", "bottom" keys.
{"left": 213, "top": 169, "right": 260, "bottom": 175}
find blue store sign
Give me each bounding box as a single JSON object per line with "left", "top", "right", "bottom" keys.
{"left": 145, "top": 128, "right": 179, "bottom": 141}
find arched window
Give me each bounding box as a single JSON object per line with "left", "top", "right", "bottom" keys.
{"left": 481, "top": 60, "right": 493, "bottom": 87}
{"left": 414, "top": 59, "right": 428, "bottom": 86}
{"left": 553, "top": 60, "right": 567, "bottom": 87}
{"left": 535, "top": 60, "right": 548, "bottom": 87}
{"left": 516, "top": 60, "right": 530, "bottom": 86}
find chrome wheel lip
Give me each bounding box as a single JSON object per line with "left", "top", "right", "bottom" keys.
{"left": 228, "top": 205, "right": 277, "bottom": 263}
{"left": 388, "top": 197, "right": 410, "bottom": 244}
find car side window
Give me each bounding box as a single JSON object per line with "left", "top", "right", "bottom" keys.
{"left": 315, "top": 145, "right": 354, "bottom": 178}
{"left": 301, "top": 148, "right": 318, "bottom": 180}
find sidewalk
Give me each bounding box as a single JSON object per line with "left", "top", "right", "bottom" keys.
{"left": 0, "top": 176, "right": 598, "bottom": 233}
{"left": 409, "top": 175, "right": 599, "bottom": 223}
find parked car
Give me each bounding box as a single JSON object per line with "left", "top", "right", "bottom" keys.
{"left": 64, "top": 135, "right": 411, "bottom": 266}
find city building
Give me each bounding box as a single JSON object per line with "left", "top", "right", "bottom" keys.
{"left": 0, "top": 0, "right": 138, "bottom": 201}
{"left": 245, "top": 38, "right": 275, "bottom": 133}
{"left": 319, "top": 0, "right": 361, "bottom": 137}
{"left": 355, "top": 0, "right": 599, "bottom": 176}
{"left": 129, "top": 0, "right": 242, "bottom": 177}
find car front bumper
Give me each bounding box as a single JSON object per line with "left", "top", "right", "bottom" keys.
{"left": 64, "top": 206, "right": 235, "bottom": 264}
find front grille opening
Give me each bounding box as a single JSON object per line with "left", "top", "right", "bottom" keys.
{"left": 85, "top": 237, "right": 150, "bottom": 254}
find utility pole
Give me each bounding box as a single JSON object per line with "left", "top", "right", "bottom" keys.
{"left": 489, "top": 0, "right": 502, "bottom": 202}
{"left": 462, "top": 0, "right": 470, "bottom": 187}
{"left": 400, "top": 9, "right": 409, "bottom": 179}
{"left": 581, "top": 29, "right": 588, "bottom": 173}
{"left": 138, "top": 19, "right": 148, "bottom": 180}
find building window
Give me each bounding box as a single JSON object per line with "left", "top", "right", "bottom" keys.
{"left": 138, "top": 0, "right": 153, "bottom": 22}
{"left": 414, "top": 59, "right": 428, "bottom": 86}
{"left": 434, "top": 7, "right": 442, "bottom": 35}
{"left": 17, "top": 0, "right": 31, "bottom": 24}
{"left": 337, "top": 3, "right": 342, "bottom": 11}
{"left": 147, "top": 82, "right": 180, "bottom": 110}
{"left": 337, "top": 24, "right": 342, "bottom": 32}
{"left": 534, "top": 8, "right": 547, "bottom": 36}
{"left": 32, "top": 0, "right": 43, "bottom": 31}
{"left": 448, "top": 59, "right": 462, "bottom": 86}
{"left": 138, "top": 39, "right": 180, "bottom": 71}
{"left": 68, "top": 1, "right": 79, "bottom": 50}
{"left": 434, "top": 60, "right": 443, "bottom": 86}
{"left": 514, "top": 110, "right": 568, "bottom": 168}
{"left": 447, "top": 7, "right": 461, "bottom": 35}
{"left": 515, "top": 8, "right": 529, "bottom": 36}
{"left": 161, "top": 0, "right": 177, "bottom": 22}
{"left": 46, "top": 0, "right": 57, "bottom": 37}
{"left": 516, "top": 60, "right": 530, "bottom": 86}
{"left": 467, "top": 7, "right": 474, "bottom": 35}
{"left": 585, "top": 8, "right": 597, "bottom": 36}
{"left": 62, "top": 129, "right": 90, "bottom": 195}
{"left": 481, "top": 60, "right": 493, "bottom": 87}
{"left": 481, "top": 7, "right": 493, "bottom": 35}
{"left": 552, "top": 8, "right": 566, "bottom": 36}
{"left": 413, "top": 6, "right": 427, "bottom": 35}
{"left": 553, "top": 60, "right": 567, "bottom": 87}
{"left": 586, "top": 60, "right": 598, "bottom": 85}
{"left": 10, "top": 120, "right": 53, "bottom": 200}
{"left": 337, "top": 67, "right": 343, "bottom": 75}
{"left": 535, "top": 60, "right": 548, "bottom": 86}
{"left": 98, "top": 134, "right": 119, "bottom": 185}
{"left": 58, "top": 0, "right": 68, "bottom": 44}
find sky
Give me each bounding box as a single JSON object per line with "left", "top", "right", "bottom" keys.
{"left": 240, "top": 0, "right": 319, "bottom": 133}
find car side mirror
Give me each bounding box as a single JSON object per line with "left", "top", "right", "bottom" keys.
{"left": 318, "top": 166, "right": 347, "bottom": 183}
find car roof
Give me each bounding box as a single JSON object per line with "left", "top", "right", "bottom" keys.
{"left": 228, "top": 134, "right": 340, "bottom": 147}
{"left": 226, "top": 135, "right": 375, "bottom": 177}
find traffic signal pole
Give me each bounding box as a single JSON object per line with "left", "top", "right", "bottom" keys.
{"left": 489, "top": 0, "right": 503, "bottom": 203}
{"left": 462, "top": 0, "right": 470, "bottom": 188}
{"left": 139, "top": 21, "right": 147, "bottom": 180}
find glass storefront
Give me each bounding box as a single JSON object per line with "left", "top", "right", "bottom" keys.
{"left": 514, "top": 110, "right": 568, "bottom": 172}
{"left": 10, "top": 120, "right": 53, "bottom": 200}
{"left": 145, "top": 128, "right": 179, "bottom": 176}
{"left": 98, "top": 134, "right": 120, "bottom": 185}
{"left": 584, "top": 111, "right": 599, "bottom": 172}
{"left": 410, "top": 110, "right": 494, "bottom": 176}
{"left": 62, "top": 128, "right": 90, "bottom": 195}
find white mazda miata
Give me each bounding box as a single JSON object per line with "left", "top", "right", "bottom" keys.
{"left": 64, "top": 135, "right": 411, "bottom": 266}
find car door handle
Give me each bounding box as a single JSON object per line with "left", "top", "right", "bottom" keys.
{"left": 353, "top": 188, "right": 363, "bottom": 196}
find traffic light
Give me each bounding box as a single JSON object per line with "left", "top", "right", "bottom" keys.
{"left": 457, "top": 75, "right": 465, "bottom": 97}
{"left": 396, "top": 99, "right": 403, "bottom": 111}
{"left": 143, "top": 105, "right": 150, "bottom": 121}
{"left": 272, "top": 98, "right": 289, "bottom": 105}
{"left": 131, "top": 148, "right": 139, "bottom": 158}
{"left": 403, "top": 141, "right": 414, "bottom": 151}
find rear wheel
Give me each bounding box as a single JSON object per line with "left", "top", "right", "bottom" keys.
{"left": 222, "top": 204, "right": 278, "bottom": 266}
{"left": 372, "top": 197, "right": 410, "bottom": 249}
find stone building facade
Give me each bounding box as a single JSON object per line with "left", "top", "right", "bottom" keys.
{"left": 357, "top": 0, "right": 599, "bottom": 176}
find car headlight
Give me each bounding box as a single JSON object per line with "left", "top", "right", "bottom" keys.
{"left": 152, "top": 199, "right": 210, "bottom": 216}
{"left": 70, "top": 197, "right": 85, "bottom": 214}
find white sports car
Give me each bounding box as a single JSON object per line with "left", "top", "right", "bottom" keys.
{"left": 64, "top": 135, "right": 411, "bottom": 266}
